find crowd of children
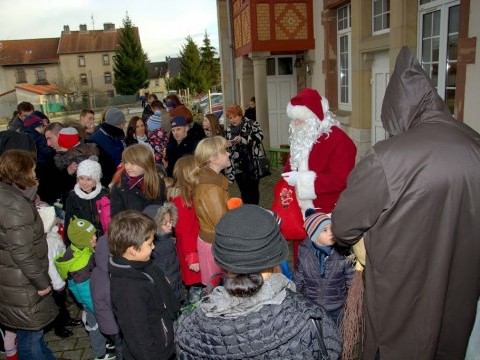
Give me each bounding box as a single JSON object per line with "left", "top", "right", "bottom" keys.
{"left": 0, "top": 99, "right": 358, "bottom": 360}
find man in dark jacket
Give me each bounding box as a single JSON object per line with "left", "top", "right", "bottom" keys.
{"left": 8, "top": 101, "right": 34, "bottom": 131}
{"left": 165, "top": 116, "right": 202, "bottom": 177}
{"left": 89, "top": 107, "right": 126, "bottom": 186}
{"left": 332, "top": 47, "right": 480, "bottom": 359}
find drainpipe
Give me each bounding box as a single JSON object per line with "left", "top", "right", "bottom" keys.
{"left": 226, "top": 0, "right": 236, "bottom": 102}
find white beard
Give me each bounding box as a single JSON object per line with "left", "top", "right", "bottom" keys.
{"left": 289, "top": 112, "right": 340, "bottom": 171}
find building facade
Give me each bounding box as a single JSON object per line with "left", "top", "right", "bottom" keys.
{"left": 0, "top": 22, "right": 144, "bottom": 118}
{"left": 216, "top": 0, "right": 479, "bottom": 155}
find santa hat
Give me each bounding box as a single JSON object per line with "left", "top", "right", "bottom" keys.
{"left": 58, "top": 127, "right": 80, "bottom": 149}
{"left": 286, "top": 88, "right": 330, "bottom": 122}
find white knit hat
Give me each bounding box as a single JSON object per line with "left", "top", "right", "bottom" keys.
{"left": 77, "top": 159, "right": 102, "bottom": 184}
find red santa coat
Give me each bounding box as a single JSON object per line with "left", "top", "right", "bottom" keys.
{"left": 171, "top": 195, "right": 201, "bottom": 285}
{"left": 285, "top": 126, "right": 356, "bottom": 213}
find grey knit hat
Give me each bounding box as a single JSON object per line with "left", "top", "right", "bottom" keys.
{"left": 105, "top": 107, "right": 126, "bottom": 127}
{"left": 213, "top": 205, "right": 288, "bottom": 274}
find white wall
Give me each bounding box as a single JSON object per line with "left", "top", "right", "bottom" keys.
{"left": 309, "top": 0, "right": 326, "bottom": 94}
{"left": 0, "top": 91, "right": 17, "bottom": 120}
{"left": 464, "top": 1, "right": 480, "bottom": 133}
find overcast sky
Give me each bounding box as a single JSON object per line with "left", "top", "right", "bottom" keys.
{"left": 0, "top": 0, "right": 220, "bottom": 62}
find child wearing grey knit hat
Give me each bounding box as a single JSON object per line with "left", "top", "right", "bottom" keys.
{"left": 105, "top": 107, "right": 126, "bottom": 128}
{"left": 176, "top": 204, "right": 342, "bottom": 360}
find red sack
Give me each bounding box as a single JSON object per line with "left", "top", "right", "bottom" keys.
{"left": 271, "top": 178, "right": 307, "bottom": 241}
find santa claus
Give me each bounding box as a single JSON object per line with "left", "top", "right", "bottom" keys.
{"left": 282, "top": 88, "right": 357, "bottom": 215}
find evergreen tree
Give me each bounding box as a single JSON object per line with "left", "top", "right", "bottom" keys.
{"left": 177, "top": 36, "right": 207, "bottom": 94}
{"left": 113, "top": 14, "right": 149, "bottom": 95}
{"left": 200, "top": 31, "right": 220, "bottom": 91}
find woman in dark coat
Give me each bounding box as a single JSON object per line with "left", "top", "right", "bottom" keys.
{"left": 176, "top": 205, "right": 341, "bottom": 359}
{"left": 0, "top": 150, "right": 57, "bottom": 359}
{"left": 225, "top": 104, "right": 266, "bottom": 205}
{"left": 332, "top": 47, "right": 480, "bottom": 359}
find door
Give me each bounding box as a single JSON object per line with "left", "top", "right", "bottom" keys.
{"left": 266, "top": 56, "right": 297, "bottom": 148}
{"left": 371, "top": 51, "right": 390, "bottom": 144}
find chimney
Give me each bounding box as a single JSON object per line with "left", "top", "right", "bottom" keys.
{"left": 79, "top": 24, "right": 87, "bottom": 32}
{"left": 103, "top": 23, "right": 115, "bottom": 31}
{"left": 63, "top": 25, "right": 70, "bottom": 33}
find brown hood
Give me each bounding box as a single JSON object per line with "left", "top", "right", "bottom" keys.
{"left": 381, "top": 47, "right": 450, "bottom": 136}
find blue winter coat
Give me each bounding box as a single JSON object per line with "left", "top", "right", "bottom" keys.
{"left": 88, "top": 123, "right": 125, "bottom": 186}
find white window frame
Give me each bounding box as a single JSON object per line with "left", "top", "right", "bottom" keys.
{"left": 78, "top": 55, "right": 85, "bottom": 67}
{"left": 36, "top": 68, "right": 46, "bottom": 82}
{"left": 103, "top": 54, "right": 110, "bottom": 66}
{"left": 418, "top": 0, "right": 459, "bottom": 111}
{"left": 104, "top": 72, "right": 112, "bottom": 84}
{"left": 80, "top": 73, "right": 88, "bottom": 86}
{"left": 16, "top": 68, "right": 26, "bottom": 83}
{"left": 337, "top": 4, "right": 352, "bottom": 111}
{"left": 372, "top": 0, "right": 390, "bottom": 35}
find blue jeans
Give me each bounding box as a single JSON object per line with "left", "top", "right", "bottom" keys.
{"left": 17, "top": 329, "right": 55, "bottom": 360}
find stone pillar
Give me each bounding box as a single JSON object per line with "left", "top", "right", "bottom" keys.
{"left": 250, "top": 52, "right": 271, "bottom": 147}
{"left": 389, "top": 0, "right": 418, "bottom": 66}
{"left": 235, "top": 56, "right": 254, "bottom": 109}
{"left": 217, "top": 0, "right": 236, "bottom": 107}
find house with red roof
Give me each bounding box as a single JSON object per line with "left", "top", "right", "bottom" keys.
{"left": 0, "top": 22, "right": 141, "bottom": 118}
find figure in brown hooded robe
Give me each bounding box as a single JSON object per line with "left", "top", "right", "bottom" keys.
{"left": 332, "top": 47, "right": 480, "bottom": 359}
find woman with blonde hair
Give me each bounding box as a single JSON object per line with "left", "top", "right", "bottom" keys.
{"left": 168, "top": 155, "right": 203, "bottom": 302}
{"left": 110, "top": 143, "right": 166, "bottom": 215}
{"left": 203, "top": 113, "right": 225, "bottom": 138}
{"left": 193, "top": 136, "right": 231, "bottom": 287}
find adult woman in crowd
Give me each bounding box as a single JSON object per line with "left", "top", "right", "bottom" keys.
{"left": 125, "top": 116, "right": 149, "bottom": 147}
{"left": 202, "top": 113, "right": 225, "bottom": 138}
{"left": 193, "top": 136, "right": 230, "bottom": 287}
{"left": 225, "top": 104, "right": 265, "bottom": 205}
{"left": 110, "top": 143, "right": 166, "bottom": 216}
{"left": 0, "top": 150, "right": 58, "bottom": 359}
{"left": 176, "top": 205, "right": 342, "bottom": 359}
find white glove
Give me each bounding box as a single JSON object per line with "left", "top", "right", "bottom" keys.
{"left": 281, "top": 171, "right": 298, "bottom": 186}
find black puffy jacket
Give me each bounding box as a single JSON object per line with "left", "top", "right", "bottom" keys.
{"left": 176, "top": 288, "right": 341, "bottom": 359}
{"left": 151, "top": 233, "right": 184, "bottom": 304}
{"left": 109, "top": 257, "right": 179, "bottom": 360}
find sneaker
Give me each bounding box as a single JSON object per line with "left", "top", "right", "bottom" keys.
{"left": 65, "top": 318, "right": 83, "bottom": 327}
{"left": 105, "top": 342, "right": 115, "bottom": 351}
{"left": 94, "top": 353, "right": 116, "bottom": 360}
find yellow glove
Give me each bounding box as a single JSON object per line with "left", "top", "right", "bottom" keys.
{"left": 353, "top": 238, "right": 366, "bottom": 271}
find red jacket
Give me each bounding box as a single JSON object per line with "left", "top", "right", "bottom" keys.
{"left": 171, "top": 196, "right": 201, "bottom": 285}
{"left": 285, "top": 126, "right": 356, "bottom": 213}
